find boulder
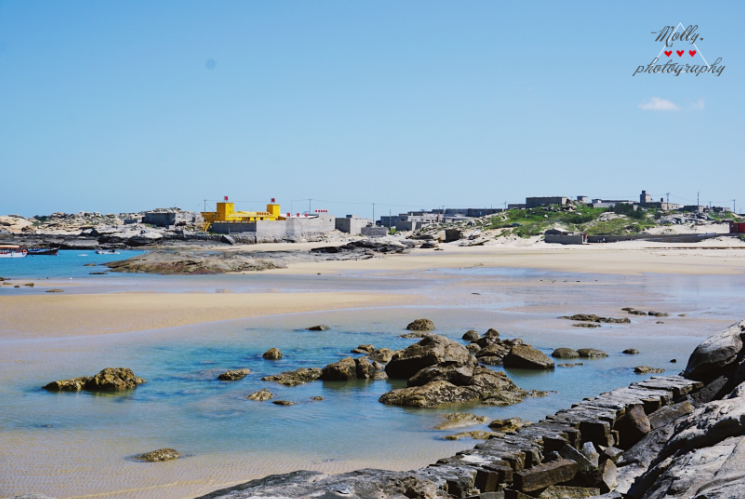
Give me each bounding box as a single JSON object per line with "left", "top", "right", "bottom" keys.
{"left": 514, "top": 458, "right": 578, "bottom": 492}
{"left": 272, "top": 400, "right": 296, "bottom": 406}
{"left": 378, "top": 380, "right": 478, "bottom": 408}
{"left": 320, "top": 357, "right": 358, "bottom": 381}
{"left": 648, "top": 311, "right": 668, "bottom": 317}
{"left": 552, "top": 348, "right": 580, "bottom": 359}
{"left": 83, "top": 368, "right": 145, "bottom": 391}
{"left": 504, "top": 344, "right": 555, "bottom": 369}
{"left": 218, "top": 368, "right": 251, "bottom": 381}
{"left": 385, "top": 334, "right": 473, "bottom": 379}
{"left": 463, "top": 330, "right": 481, "bottom": 342}
{"left": 433, "top": 412, "right": 490, "bottom": 430}
{"left": 407, "top": 360, "right": 477, "bottom": 387}
{"left": 262, "top": 348, "right": 282, "bottom": 360}
{"left": 306, "top": 325, "right": 330, "bottom": 331}
{"left": 355, "top": 357, "right": 377, "bottom": 379}
{"left": 577, "top": 348, "right": 609, "bottom": 359}
{"left": 684, "top": 319, "right": 745, "bottom": 381}
{"left": 261, "top": 367, "right": 322, "bottom": 387}
{"left": 467, "top": 343, "right": 482, "bottom": 355}
{"left": 623, "top": 349, "right": 640, "bottom": 355}
{"left": 613, "top": 405, "right": 651, "bottom": 450}
{"left": 246, "top": 389, "right": 273, "bottom": 401}
{"left": 135, "top": 448, "right": 181, "bottom": 462}
{"left": 369, "top": 348, "right": 395, "bottom": 363}
{"left": 406, "top": 319, "right": 435, "bottom": 331}
{"left": 536, "top": 485, "right": 600, "bottom": 499}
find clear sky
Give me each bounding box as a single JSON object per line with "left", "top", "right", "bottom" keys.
{"left": 1, "top": 1, "right": 743, "bottom": 218}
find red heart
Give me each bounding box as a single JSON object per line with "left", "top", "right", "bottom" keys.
{"left": 677, "top": 50, "right": 684, "bottom": 57}
{"left": 664, "top": 50, "right": 672, "bottom": 57}
{"left": 689, "top": 50, "right": 697, "bottom": 57}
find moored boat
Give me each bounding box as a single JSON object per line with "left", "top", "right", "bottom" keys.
{"left": 0, "top": 245, "right": 28, "bottom": 258}
{"left": 95, "top": 249, "right": 120, "bottom": 255}
{"left": 27, "top": 247, "right": 60, "bottom": 256}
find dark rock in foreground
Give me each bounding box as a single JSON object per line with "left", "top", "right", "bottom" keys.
{"left": 306, "top": 324, "right": 329, "bottom": 331}
{"left": 135, "top": 448, "right": 181, "bottom": 462}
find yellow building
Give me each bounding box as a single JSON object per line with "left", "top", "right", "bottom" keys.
{"left": 201, "top": 198, "right": 284, "bottom": 231}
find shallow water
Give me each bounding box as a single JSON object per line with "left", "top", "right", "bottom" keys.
{"left": 1, "top": 257, "right": 745, "bottom": 498}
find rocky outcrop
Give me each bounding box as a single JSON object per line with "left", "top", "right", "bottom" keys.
{"left": 561, "top": 314, "right": 631, "bottom": 324}
{"left": 43, "top": 368, "right": 145, "bottom": 392}
{"left": 319, "top": 357, "right": 379, "bottom": 381}
{"left": 385, "top": 335, "right": 472, "bottom": 379}
{"left": 261, "top": 367, "right": 322, "bottom": 387}
{"left": 552, "top": 348, "right": 580, "bottom": 359}
{"left": 217, "top": 368, "right": 251, "bottom": 381}
{"left": 105, "top": 251, "right": 287, "bottom": 274}
{"left": 135, "top": 448, "right": 181, "bottom": 462}
{"left": 195, "top": 321, "right": 745, "bottom": 499}
{"left": 406, "top": 318, "right": 435, "bottom": 331}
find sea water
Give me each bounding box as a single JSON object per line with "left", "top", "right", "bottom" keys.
{"left": 1, "top": 256, "right": 744, "bottom": 498}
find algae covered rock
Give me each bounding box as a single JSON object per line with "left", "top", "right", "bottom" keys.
{"left": 434, "top": 412, "right": 490, "bottom": 430}
{"left": 261, "top": 367, "right": 322, "bottom": 387}
{"left": 262, "top": 348, "right": 282, "bottom": 360}
{"left": 406, "top": 318, "right": 435, "bottom": 331}
{"left": 43, "top": 376, "right": 90, "bottom": 392}
{"left": 135, "top": 448, "right": 181, "bottom": 462}
{"left": 84, "top": 368, "right": 145, "bottom": 391}
{"left": 218, "top": 368, "right": 251, "bottom": 381}
{"left": 246, "top": 389, "right": 273, "bottom": 401}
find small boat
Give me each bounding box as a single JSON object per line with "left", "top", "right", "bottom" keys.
{"left": 27, "top": 247, "right": 60, "bottom": 256}
{"left": 0, "top": 245, "right": 28, "bottom": 258}
{"left": 96, "top": 249, "right": 120, "bottom": 255}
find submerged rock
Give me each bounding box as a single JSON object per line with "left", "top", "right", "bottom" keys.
{"left": 262, "top": 348, "right": 282, "bottom": 360}
{"left": 218, "top": 368, "right": 251, "bottom": 381}
{"left": 406, "top": 318, "right": 435, "bottom": 331}
{"left": 272, "top": 400, "right": 296, "bottom": 406}
{"left": 634, "top": 366, "right": 665, "bottom": 374}
{"left": 246, "top": 389, "right": 273, "bottom": 401}
{"left": 43, "top": 377, "right": 90, "bottom": 392}
{"left": 443, "top": 431, "right": 498, "bottom": 441}
{"left": 306, "top": 324, "right": 330, "bottom": 331}
{"left": 261, "top": 367, "right": 322, "bottom": 387}
{"left": 351, "top": 344, "right": 375, "bottom": 354}
{"left": 623, "top": 349, "right": 640, "bottom": 355}
{"left": 573, "top": 323, "right": 601, "bottom": 328}
{"left": 561, "top": 314, "right": 630, "bottom": 324}
{"left": 488, "top": 417, "right": 524, "bottom": 432}
{"left": 577, "top": 348, "right": 609, "bottom": 359}
{"left": 433, "top": 412, "right": 490, "bottom": 430}
{"left": 135, "top": 448, "right": 181, "bottom": 462}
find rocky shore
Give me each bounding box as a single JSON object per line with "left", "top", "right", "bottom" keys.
{"left": 181, "top": 319, "right": 745, "bottom": 499}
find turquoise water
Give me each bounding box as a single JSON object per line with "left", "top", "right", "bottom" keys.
{"left": 1, "top": 255, "right": 745, "bottom": 498}
{"left": 0, "top": 250, "right": 145, "bottom": 279}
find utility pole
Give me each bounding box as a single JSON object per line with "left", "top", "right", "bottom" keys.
{"left": 388, "top": 209, "right": 391, "bottom": 230}
{"left": 308, "top": 199, "right": 312, "bottom": 214}
{"left": 734, "top": 200, "right": 736, "bottom": 213}
{"left": 666, "top": 192, "right": 670, "bottom": 204}
{"left": 697, "top": 192, "right": 700, "bottom": 207}
{"left": 372, "top": 203, "right": 375, "bottom": 225}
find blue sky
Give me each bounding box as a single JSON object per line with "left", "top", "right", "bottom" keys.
{"left": 1, "top": 1, "right": 743, "bottom": 218}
